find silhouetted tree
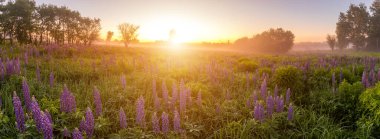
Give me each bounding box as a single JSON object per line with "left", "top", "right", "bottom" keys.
{"left": 336, "top": 13, "right": 350, "bottom": 49}
{"left": 346, "top": 4, "right": 370, "bottom": 50}
{"left": 326, "top": 34, "right": 336, "bottom": 51}
{"left": 252, "top": 28, "right": 294, "bottom": 53}
{"left": 118, "top": 23, "right": 139, "bottom": 47}
{"left": 106, "top": 31, "right": 113, "bottom": 47}
{"left": 368, "top": 0, "right": 380, "bottom": 50}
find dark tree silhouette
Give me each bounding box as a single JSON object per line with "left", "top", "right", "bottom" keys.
{"left": 326, "top": 34, "right": 336, "bottom": 51}
{"left": 118, "top": 23, "right": 139, "bottom": 47}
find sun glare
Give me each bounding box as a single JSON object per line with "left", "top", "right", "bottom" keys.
{"left": 139, "top": 15, "right": 206, "bottom": 43}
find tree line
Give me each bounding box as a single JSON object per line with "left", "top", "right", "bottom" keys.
{"left": 328, "top": 0, "right": 380, "bottom": 51}
{"left": 234, "top": 28, "right": 295, "bottom": 53}
{"left": 0, "top": 0, "right": 101, "bottom": 46}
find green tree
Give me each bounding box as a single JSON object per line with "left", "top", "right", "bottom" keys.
{"left": 326, "top": 34, "right": 336, "bottom": 51}
{"left": 118, "top": 23, "right": 139, "bottom": 47}
{"left": 368, "top": 0, "right": 380, "bottom": 50}
{"left": 336, "top": 13, "right": 350, "bottom": 50}
{"left": 346, "top": 4, "right": 370, "bottom": 50}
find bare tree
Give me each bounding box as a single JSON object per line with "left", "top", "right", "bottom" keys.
{"left": 326, "top": 34, "right": 336, "bottom": 51}
{"left": 118, "top": 23, "right": 139, "bottom": 47}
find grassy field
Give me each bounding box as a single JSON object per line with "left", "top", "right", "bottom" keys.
{"left": 0, "top": 45, "right": 379, "bottom": 138}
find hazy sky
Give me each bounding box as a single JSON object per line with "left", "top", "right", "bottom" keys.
{"left": 35, "top": 0, "right": 373, "bottom": 42}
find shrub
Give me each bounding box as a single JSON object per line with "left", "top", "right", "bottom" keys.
{"left": 236, "top": 59, "right": 258, "bottom": 72}
{"left": 358, "top": 82, "right": 380, "bottom": 137}
{"left": 273, "top": 66, "right": 303, "bottom": 102}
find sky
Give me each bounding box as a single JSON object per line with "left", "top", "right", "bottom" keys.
{"left": 35, "top": 0, "right": 373, "bottom": 43}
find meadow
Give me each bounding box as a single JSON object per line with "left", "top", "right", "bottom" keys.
{"left": 0, "top": 45, "right": 380, "bottom": 138}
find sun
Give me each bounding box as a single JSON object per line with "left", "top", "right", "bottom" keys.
{"left": 138, "top": 15, "right": 206, "bottom": 43}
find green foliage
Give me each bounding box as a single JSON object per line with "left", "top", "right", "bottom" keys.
{"left": 359, "top": 82, "right": 380, "bottom": 137}
{"left": 236, "top": 59, "right": 258, "bottom": 72}
{"left": 273, "top": 66, "right": 304, "bottom": 102}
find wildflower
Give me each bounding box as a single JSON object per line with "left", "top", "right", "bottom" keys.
{"left": 41, "top": 112, "right": 53, "bottom": 139}
{"left": 85, "top": 108, "right": 94, "bottom": 138}
{"left": 44, "top": 109, "right": 53, "bottom": 124}
{"left": 72, "top": 128, "right": 83, "bottom": 139}
{"left": 136, "top": 96, "right": 145, "bottom": 127}
{"left": 31, "top": 96, "right": 43, "bottom": 131}
{"left": 173, "top": 109, "right": 181, "bottom": 133}
{"left": 276, "top": 96, "right": 284, "bottom": 112}
{"left": 266, "top": 96, "right": 274, "bottom": 117}
{"left": 13, "top": 92, "right": 25, "bottom": 132}
{"left": 22, "top": 79, "right": 32, "bottom": 111}
{"left": 254, "top": 102, "right": 265, "bottom": 122}
{"left": 63, "top": 127, "right": 70, "bottom": 137}
{"left": 161, "top": 112, "right": 169, "bottom": 134}
{"left": 288, "top": 104, "right": 294, "bottom": 121}
{"left": 93, "top": 87, "right": 102, "bottom": 116}
{"left": 151, "top": 112, "right": 160, "bottom": 133}
{"left": 79, "top": 119, "right": 86, "bottom": 132}
{"left": 119, "top": 108, "right": 127, "bottom": 129}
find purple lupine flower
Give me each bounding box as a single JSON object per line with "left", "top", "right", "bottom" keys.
{"left": 13, "top": 92, "right": 25, "bottom": 132}
{"left": 31, "top": 96, "right": 43, "bottom": 131}
{"left": 41, "top": 112, "right": 53, "bottom": 139}
{"left": 266, "top": 96, "right": 274, "bottom": 117}
{"left": 72, "top": 128, "right": 83, "bottom": 139}
{"left": 173, "top": 109, "right": 181, "bottom": 133}
{"left": 22, "top": 79, "right": 32, "bottom": 111}
{"left": 260, "top": 78, "right": 267, "bottom": 99}
{"left": 285, "top": 88, "right": 291, "bottom": 104}
{"left": 274, "top": 85, "right": 278, "bottom": 98}
{"left": 370, "top": 69, "right": 376, "bottom": 85}
{"left": 120, "top": 74, "right": 126, "bottom": 90}
{"left": 288, "top": 104, "right": 294, "bottom": 121}
{"left": 0, "top": 95, "right": 2, "bottom": 108}
{"left": 162, "top": 81, "right": 169, "bottom": 105}
{"left": 119, "top": 108, "right": 127, "bottom": 129}
{"left": 44, "top": 109, "right": 53, "bottom": 124}
{"left": 377, "top": 68, "right": 380, "bottom": 81}
{"left": 85, "top": 108, "right": 94, "bottom": 138}
{"left": 79, "top": 119, "right": 86, "bottom": 132}
{"left": 161, "top": 112, "right": 169, "bottom": 134}
{"left": 276, "top": 96, "right": 284, "bottom": 112}
{"left": 197, "top": 91, "right": 202, "bottom": 106}
{"left": 93, "top": 87, "right": 102, "bottom": 116}
{"left": 151, "top": 112, "right": 160, "bottom": 133}
{"left": 154, "top": 94, "right": 161, "bottom": 111}
{"left": 171, "top": 82, "right": 178, "bottom": 105}
{"left": 332, "top": 73, "right": 336, "bottom": 93}
{"left": 254, "top": 102, "right": 265, "bottom": 122}
{"left": 60, "top": 85, "right": 76, "bottom": 113}
{"left": 136, "top": 96, "right": 145, "bottom": 127}
{"left": 36, "top": 65, "right": 41, "bottom": 82}
{"left": 49, "top": 72, "right": 54, "bottom": 87}
{"left": 362, "top": 71, "right": 367, "bottom": 87}
{"left": 63, "top": 127, "right": 71, "bottom": 137}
